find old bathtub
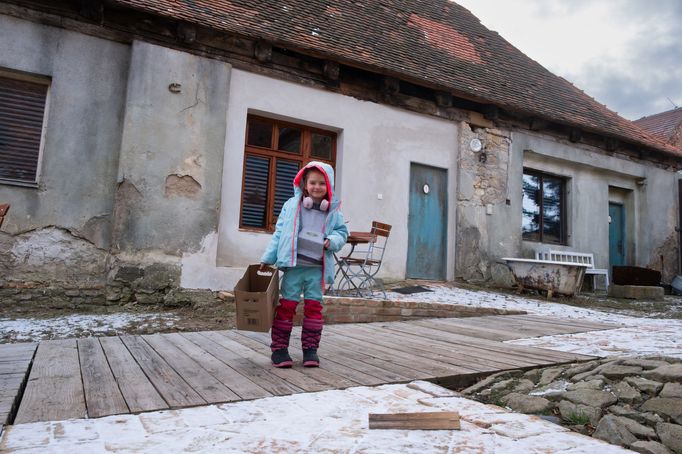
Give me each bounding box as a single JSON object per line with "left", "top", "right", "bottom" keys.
{"left": 501, "top": 258, "right": 589, "bottom": 297}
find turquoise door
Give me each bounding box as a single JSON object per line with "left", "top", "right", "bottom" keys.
{"left": 609, "top": 202, "right": 625, "bottom": 269}
{"left": 407, "top": 163, "right": 447, "bottom": 280}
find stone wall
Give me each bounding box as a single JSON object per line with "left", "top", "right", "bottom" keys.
{"left": 456, "top": 122, "right": 512, "bottom": 282}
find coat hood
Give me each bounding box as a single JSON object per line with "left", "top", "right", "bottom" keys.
{"left": 292, "top": 161, "right": 337, "bottom": 204}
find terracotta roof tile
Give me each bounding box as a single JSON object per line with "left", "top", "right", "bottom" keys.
{"left": 634, "top": 108, "right": 682, "bottom": 147}
{"left": 109, "top": 0, "right": 681, "bottom": 158}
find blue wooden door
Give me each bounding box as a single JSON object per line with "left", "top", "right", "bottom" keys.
{"left": 407, "top": 163, "right": 447, "bottom": 280}
{"left": 609, "top": 202, "right": 625, "bottom": 269}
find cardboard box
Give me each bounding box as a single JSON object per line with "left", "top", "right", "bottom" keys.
{"left": 234, "top": 265, "right": 279, "bottom": 332}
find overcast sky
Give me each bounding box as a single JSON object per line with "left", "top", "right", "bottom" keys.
{"left": 455, "top": 0, "right": 682, "bottom": 121}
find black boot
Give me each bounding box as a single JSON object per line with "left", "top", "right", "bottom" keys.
{"left": 302, "top": 348, "right": 319, "bottom": 367}
{"left": 271, "top": 348, "right": 293, "bottom": 368}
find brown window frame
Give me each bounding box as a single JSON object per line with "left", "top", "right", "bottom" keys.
{"left": 239, "top": 115, "right": 337, "bottom": 233}
{"left": 0, "top": 71, "right": 50, "bottom": 187}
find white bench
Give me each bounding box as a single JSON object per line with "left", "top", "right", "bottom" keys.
{"left": 535, "top": 250, "right": 609, "bottom": 291}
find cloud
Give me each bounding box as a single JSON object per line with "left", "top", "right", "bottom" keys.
{"left": 456, "top": 0, "right": 682, "bottom": 119}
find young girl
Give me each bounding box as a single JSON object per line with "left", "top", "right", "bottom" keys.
{"left": 260, "top": 161, "right": 348, "bottom": 368}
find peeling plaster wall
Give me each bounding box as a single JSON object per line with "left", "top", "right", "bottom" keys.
{"left": 455, "top": 122, "right": 512, "bottom": 282}
{"left": 466, "top": 129, "right": 680, "bottom": 284}
{"left": 0, "top": 15, "right": 130, "bottom": 248}
{"left": 0, "top": 228, "right": 108, "bottom": 286}
{"left": 112, "top": 41, "right": 230, "bottom": 256}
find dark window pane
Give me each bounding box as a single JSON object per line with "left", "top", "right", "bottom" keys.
{"left": 311, "top": 133, "right": 332, "bottom": 160}
{"left": 247, "top": 119, "right": 272, "bottom": 148}
{"left": 522, "top": 173, "right": 541, "bottom": 241}
{"left": 277, "top": 127, "right": 300, "bottom": 153}
{"left": 542, "top": 176, "right": 563, "bottom": 244}
{"left": 273, "top": 159, "right": 300, "bottom": 222}
{"left": 241, "top": 155, "right": 270, "bottom": 228}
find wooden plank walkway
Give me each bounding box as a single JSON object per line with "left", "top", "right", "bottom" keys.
{"left": 8, "top": 315, "right": 616, "bottom": 425}
{"left": 0, "top": 343, "right": 36, "bottom": 434}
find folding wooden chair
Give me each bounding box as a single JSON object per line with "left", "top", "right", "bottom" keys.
{"left": 335, "top": 221, "right": 392, "bottom": 298}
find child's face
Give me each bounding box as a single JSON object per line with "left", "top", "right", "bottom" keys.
{"left": 305, "top": 169, "right": 328, "bottom": 202}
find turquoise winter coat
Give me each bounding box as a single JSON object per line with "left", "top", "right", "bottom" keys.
{"left": 260, "top": 161, "right": 348, "bottom": 291}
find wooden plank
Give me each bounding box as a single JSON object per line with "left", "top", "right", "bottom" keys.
{"left": 429, "top": 316, "right": 567, "bottom": 340}
{"left": 120, "top": 335, "right": 205, "bottom": 408}
{"left": 99, "top": 336, "right": 168, "bottom": 414}
{"left": 376, "top": 322, "right": 540, "bottom": 369}
{"left": 162, "top": 332, "right": 272, "bottom": 400}
{"left": 325, "top": 325, "right": 472, "bottom": 376}
{"left": 14, "top": 339, "right": 86, "bottom": 424}
{"left": 0, "top": 361, "right": 32, "bottom": 375}
{"left": 389, "top": 321, "right": 594, "bottom": 363}
{"left": 335, "top": 323, "right": 525, "bottom": 371}
{"left": 500, "top": 314, "right": 616, "bottom": 331}
{"left": 184, "top": 331, "right": 302, "bottom": 396}
{"left": 235, "top": 330, "right": 379, "bottom": 387}
{"left": 368, "top": 411, "right": 461, "bottom": 430}
{"left": 413, "top": 317, "right": 560, "bottom": 341}
{"left": 308, "top": 331, "right": 432, "bottom": 382}
{"left": 217, "top": 331, "right": 331, "bottom": 393}
{"left": 77, "top": 338, "right": 129, "bottom": 418}
{"left": 142, "top": 334, "right": 240, "bottom": 404}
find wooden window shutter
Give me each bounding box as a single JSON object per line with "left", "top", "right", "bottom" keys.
{"left": 273, "top": 159, "right": 300, "bottom": 223}
{"left": 0, "top": 75, "right": 48, "bottom": 184}
{"left": 241, "top": 154, "right": 270, "bottom": 228}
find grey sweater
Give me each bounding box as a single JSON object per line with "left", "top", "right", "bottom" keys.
{"left": 297, "top": 202, "right": 327, "bottom": 266}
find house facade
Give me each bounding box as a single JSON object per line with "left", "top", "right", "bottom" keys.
{"left": 1, "top": 0, "right": 680, "bottom": 306}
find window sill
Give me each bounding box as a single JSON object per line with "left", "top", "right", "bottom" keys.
{"left": 239, "top": 227, "right": 274, "bottom": 234}
{"left": 0, "top": 178, "right": 39, "bottom": 189}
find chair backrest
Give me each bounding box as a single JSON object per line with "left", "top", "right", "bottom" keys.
{"left": 367, "top": 221, "right": 391, "bottom": 263}
{"left": 536, "top": 249, "right": 595, "bottom": 269}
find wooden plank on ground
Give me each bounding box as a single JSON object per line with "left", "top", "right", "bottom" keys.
{"left": 217, "top": 330, "right": 331, "bottom": 393}
{"left": 325, "top": 325, "right": 473, "bottom": 376}
{"left": 407, "top": 321, "right": 594, "bottom": 363}
{"left": 499, "top": 314, "right": 617, "bottom": 331}
{"left": 426, "top": 316, "right": 566, "bottom": 340}
{"left": 301, "top": 329, "right": 433, "bottom": 381}
{"left": 120, "top": 335, "right": 205, "bottom": 408}
{"left": 162, "top": 332, "right": 272, "bottom": 401}
{"left": 142, "top": 333, "right": 240, "bottom": 404}
{"left": 184, "top": 331, "right": 302, "bottom": 396}
{"left": 14, "top": 339, "right": 86, "bottom": 424}
{"left": 368, "top": 411, "right": 461, "bottom": 430}
{"left": 99, "top": 336, "right": 168, "bottom": 414}
{"left": 377, "top": 322, "right": 540, "bottom": 370}
{"left": 235, "top": 330, "right": 376, "bottom": 387}
{"left": 336, "top": 323, "right": 524, "bottom": 371}
{"left": 77, "top": 338, "right": 129, "bottom": 418}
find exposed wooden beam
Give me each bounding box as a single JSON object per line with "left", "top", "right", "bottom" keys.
{"left": 323, "top": 61, "right": 339, "bottom": 81}
{"left": 569, "top": 129, "right": 582, "bottom": 143}
{"left": 435, "top": 91, "right": 453, "bottom": 108}
{"left": 176, "top": 22, "right": 196, "bottom": 44}
{"left": 254, "top": 41, "right": 272, "bottom": 63}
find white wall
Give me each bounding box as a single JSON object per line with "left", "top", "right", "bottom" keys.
{"left": 182, "top": 69, "right": 459, "bottom": 290}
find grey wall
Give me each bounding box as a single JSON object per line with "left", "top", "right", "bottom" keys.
{"left": 0, "top": 15, "right": 130, "bottom": 248}
{"left": 494, "top": 131, "right": 678, "bottom": 282}
{"left": 112, "top": 41, "right": 231, "bottom": 256}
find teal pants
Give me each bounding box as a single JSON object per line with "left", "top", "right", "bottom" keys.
{"left": 280, "top": 266, "right": 323, "bottom": 302}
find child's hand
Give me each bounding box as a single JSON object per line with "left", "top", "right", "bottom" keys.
{"left": 259, "top": 263, "right": 271, "bottom": 272}
{"left": 324, "top": 239, "right": 330, "bottom": 250}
